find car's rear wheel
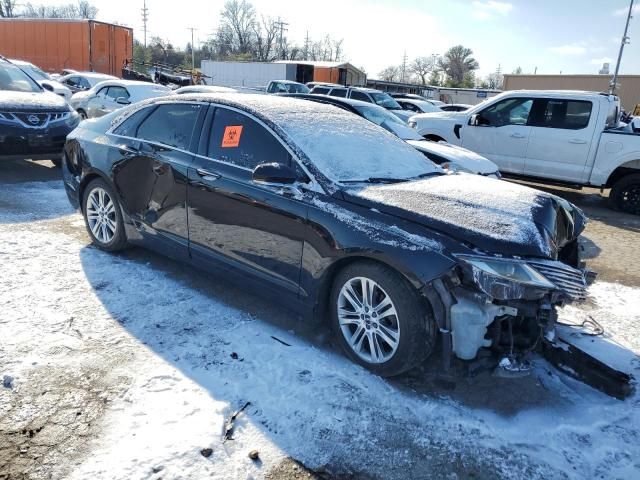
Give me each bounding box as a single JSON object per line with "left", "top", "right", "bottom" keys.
{"left": 82, "top": 178, "right": 128, "bottom": 251}
{"left": 609, "top": 173, "right": 640, "bottom": 215}
{"left": 330, "top": 261, "right": 436, "bottom": 377}
{"left": 77, "top": 109, "right": 87, "bottom": 120}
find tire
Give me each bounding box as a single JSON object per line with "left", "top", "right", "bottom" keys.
{"left": 609, "top": 173, "right": 640, "bottom": 215}
{"left": 330, "top": 261, "right": 437, "bottom": 377}
{"left": 77, "top": 109, "right": 88, "bottom": 120}
{"left": 82, "top": 178, "right": 128, "bottom": 251}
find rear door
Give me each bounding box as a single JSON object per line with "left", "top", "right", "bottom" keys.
{"left": 187, "top": 105, "right": 308, "bottom": 294}
{"left": 461, "top": 97, "right": 534, "bottom": 173}
{"left": 110, "top": 102, "right": 205, "bottom": 259}
{"left": 524, "top": 99, "right": 598, "bottom": 182}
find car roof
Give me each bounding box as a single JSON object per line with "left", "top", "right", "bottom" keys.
{"left": 501, "top": 89, "right": 614, "bottom": 99}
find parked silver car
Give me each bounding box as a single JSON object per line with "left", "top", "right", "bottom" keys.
{"left": 70, "top": 80, "right": 171, "bottom": 119}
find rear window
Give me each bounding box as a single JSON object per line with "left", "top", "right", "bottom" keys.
{"left": 329, "top": 88, "right": 347, "bottom": 98}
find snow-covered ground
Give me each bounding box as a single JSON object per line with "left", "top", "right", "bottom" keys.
{"left": 1, "top": 180, "right": 639, "bottom": 480}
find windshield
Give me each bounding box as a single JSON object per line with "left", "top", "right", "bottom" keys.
{"left": 370, "top": 92, "right": 402, "bottom": 110}
{"left": 22, "top": 64, "right": 50, "bottom": 81}
{"left": 279, "top": 104, "right": 439, "bottom": 183}
{"left": 355, "top": 104, "right": 423, "bottom": 140}
{"left": 286, "top": 83, "right": 310, "bottom": 93}
{"left": 0, "top": 63, "right": 42, "bottom": 93}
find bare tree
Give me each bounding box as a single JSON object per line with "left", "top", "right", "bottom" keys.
{"left": 308, "top": 35, "right": 344, "bottom": 62}
{"left": 439, "top": 45, "right": 479, "bottom": 87}
{"left": 378, "top": 66, "right": 401, "bottom": 82}
{"left": 0, "top": 0, "right": 18, "bottom": 17}
{"left": 76, "top": 0, "right": 97, "bottom": 19}
{"left": 252, "top": 16, "right": 278, "bottom": 61}
{"left": 219, "top": 0, "right": 256, "bottom": 55}
{"left": 410, "top": 55, "right": 438, "bottom": 85}
{"left": 484, "top": 71, "right": 503, "bottom": 89}
{"left": 21, "top": 1, "right": 98, "bottom": 19}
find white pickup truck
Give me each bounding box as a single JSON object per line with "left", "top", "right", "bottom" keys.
{"left": 408, "top": 90, "right": 640, "bottom": 214}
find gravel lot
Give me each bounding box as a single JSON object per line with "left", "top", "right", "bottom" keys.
{"left": 1, "top": 160, "right": 639, "bottom": 480}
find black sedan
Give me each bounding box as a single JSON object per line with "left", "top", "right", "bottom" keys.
{"left": 1, "top": 57, "right": 80, "bottom": 166}
{"left": 62, "top": 94, "right": 590, "bottom": 377}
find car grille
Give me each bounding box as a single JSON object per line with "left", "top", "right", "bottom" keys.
{"left": 528, "top": 260, "right": 588, "bottom": 300}
{"left": 0, "top": 111, "right": 70, "bottom": 129}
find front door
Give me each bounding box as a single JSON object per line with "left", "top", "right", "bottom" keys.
{"left": 187, "top": 106, "right": 307, "bottom": 294}
{"left": 462, "top": 97, "right": 534, "bottom": 174}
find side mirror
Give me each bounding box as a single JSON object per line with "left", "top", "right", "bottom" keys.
{"left": 469, "top": 114, "right": 480, "bottom": 126}
{"left": 252, "top": 163, "right": 298, "bottom": 185}
{"left": 41, "top": 83, "right": 54, "bottom": 92}
{"left": 116, "top": 97, "right": 131, "bottom": 105}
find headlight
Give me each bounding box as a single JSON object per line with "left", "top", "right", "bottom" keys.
{"left": 442, "top": 162, "right": 473, "bottom": 174}
{"left": 455, "top": 254, "right": 556, "bottom": 299}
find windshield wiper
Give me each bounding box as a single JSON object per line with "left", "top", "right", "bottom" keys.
{"left": 341, "top": 177, "right": 410, "bottom": 184}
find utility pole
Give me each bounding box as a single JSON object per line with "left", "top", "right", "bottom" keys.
{"left": 141, "top": 0, "right": 148, "bottom": 48}
{"left": 274, "top": 17, "right": 289, "bottom": 60}
{"left": 187, "top": 27, "right": 196, "bottom": 72}
{"left": 611, "top": 0, "right": 635, "bottom": 94}
{"left": 304, "top": 30, "right": 310, "bottom": 61}
{"left": 401, "top": 50, "right": 408, "bottom": 82}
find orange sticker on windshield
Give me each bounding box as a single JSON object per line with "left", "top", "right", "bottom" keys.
{"left": 221, "top": 125, "right": 243, "bottom": 148}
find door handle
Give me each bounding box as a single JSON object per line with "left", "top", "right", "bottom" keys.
{"left": 509, "top": 133, "right": 526, "bottom": 139}
{"left": 569, "top": 139, "right": 587, "bottom": 144}
{"left": 196, "top": 168, "right": 221, "bottom": 180}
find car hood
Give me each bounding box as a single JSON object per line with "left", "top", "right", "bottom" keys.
{"left": 0, "top": 90, "right": 68, "bottom": 112}
{"left": 406, "top": 140, "right": 498, "bottom": 174}
{"left": 343, "top": 174, "right": 586, "bottom": 259}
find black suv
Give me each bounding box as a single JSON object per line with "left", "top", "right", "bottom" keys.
{"left": 0, "top": 57, "right": 80, "bottom": 166}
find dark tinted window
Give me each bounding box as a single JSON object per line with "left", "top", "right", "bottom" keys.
{"left": 399, "top": 101, "right": 419, "bottom": 112}
{"left": 208, "top": 107, "right": 290, "bottom": 170}
{"left": 350, "top": 91, "right": 372, "bottom": 102}
{"left": 329, "top": 88, "right": 347, "bottom": 98}
{"left": 311, "top": 87, "right": 330, "bottom": 95}
{"left": 530, "top": 99, "right": 592, "bottom": 130}
{"left": 64, "top": 76, "right": 79, "bottom": 87}
{"left": 137, "top": 103, "right": 202, "bottom": 150}
{"left": 112, "top": 107, "right": 153, "bottom": 137}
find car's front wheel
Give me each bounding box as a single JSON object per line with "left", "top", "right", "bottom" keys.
{"left": 82, "top": 178, "right": 128, "bottom": 251}
{"left": 330, "top": 261, "right": 437, "bottom": 377}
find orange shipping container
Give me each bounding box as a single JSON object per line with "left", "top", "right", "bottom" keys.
{"left": 0, "top": 19, "right": 133, "bottom": 77}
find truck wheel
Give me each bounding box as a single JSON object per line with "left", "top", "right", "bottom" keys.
{"left": 609, "top": 173, "right": 640, "bottom": 215}
{"left": 330, "top": 261, "right": 437, "bottom": 377}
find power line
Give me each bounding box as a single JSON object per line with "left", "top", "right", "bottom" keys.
{"left": 274, "top": 17, "right": 289, "bottom": 60}
{"left": 401, "top": 50, "right": 408, "bottom": 82}
{"left": 141, "top": 0, "right": 149, "bottom": 48}
{"left": 611, "top": 0, "right": 635, "bottom": 94}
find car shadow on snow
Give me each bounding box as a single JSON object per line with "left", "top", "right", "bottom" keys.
{"left": 79, "top": 243, "right": 637, "bottom": 412}
{"left": 0, "top": 162, "right": 73, "bottom": 224}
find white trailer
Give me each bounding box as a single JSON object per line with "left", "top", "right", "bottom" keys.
{"left": 200, "top": 61, "right": 296, "bottom": 88}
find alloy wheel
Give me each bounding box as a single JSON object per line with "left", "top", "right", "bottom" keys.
{"left": 86, "top": 187, "right": 117, "bottom": 244}
{"left": 337, "top": 276, "right": 400, "bottom": 364}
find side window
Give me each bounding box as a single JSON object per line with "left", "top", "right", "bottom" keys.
{"left": 531, "top": 100, "right": 592, "bottom": 130}
{"left": 208, "top": 107, "right": 291, "bottom": 170}
{"left": 107, "top": 86, "right": 130, "bottom": 101}
{"left": 478, "top": 98, "right": 533, "bottom": 127}
{"left": 329, "top": 88, "right": 347, "bottom": 98}
{"left": 96, "top": 86, "right": 109, "bottom": 98}
{"left": 79, "top": 78, "right": 91, "bottom": 89}
{"left": 311, "top": 87, "right": 329, "bottom": 95}
{"left": 350, "top": 91, "right": 372, "bottom": 103}
{"left": 137, "top": 103, "right": 202, "bottom": 150}
{"left": 112, "top": 107, "right": 153, "bottom": 137}
{"left": 400, "top": 102, "right": 419, "bottom": 112}
{"left": 65, "top": 76, "right": 79, "bottom": 87}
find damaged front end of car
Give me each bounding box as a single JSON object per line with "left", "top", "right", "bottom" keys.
{"left": 428, "top": 253, "right": 635, "bottom": 400}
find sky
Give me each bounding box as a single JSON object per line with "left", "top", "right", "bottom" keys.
{"left": 32, "top": 0, "right": 640, "bottom": 78}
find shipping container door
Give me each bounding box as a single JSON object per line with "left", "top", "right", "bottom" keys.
{"left": 90, "top": 22, "right": 110, "bottom": 74}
